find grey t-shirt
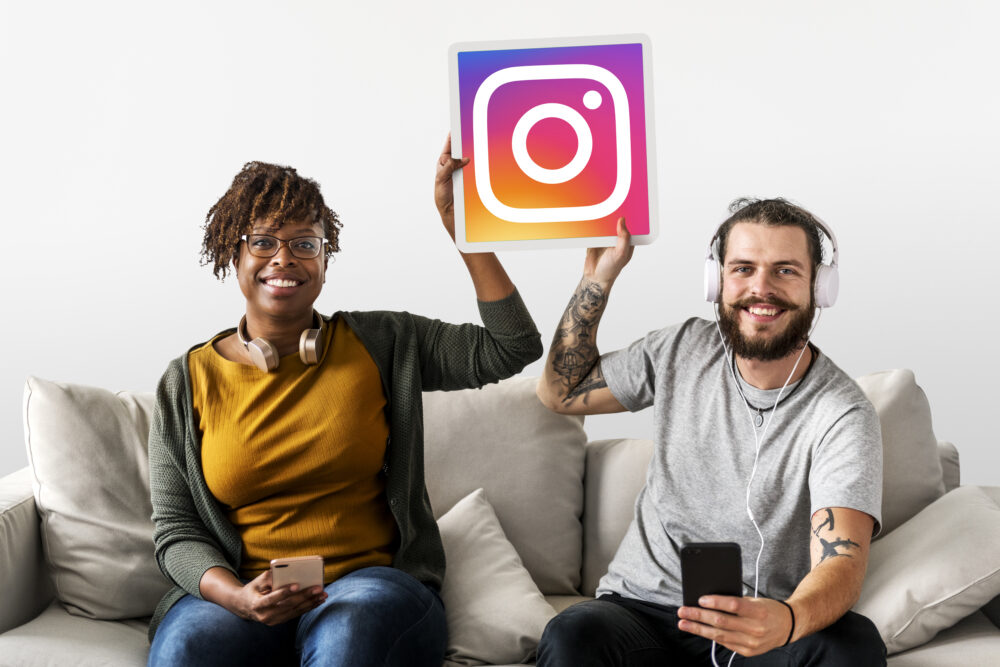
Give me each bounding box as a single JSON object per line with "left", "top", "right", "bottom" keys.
{"left": 596, "top": 317, "right": 882, "bottom": 606}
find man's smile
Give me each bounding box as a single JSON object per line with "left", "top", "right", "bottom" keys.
{"left": 743, "top": 304, "right": 785, "bottom": 322}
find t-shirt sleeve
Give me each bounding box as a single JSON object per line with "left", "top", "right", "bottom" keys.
{"left": 808, "top": 400, "right": 884, "bottom": 536}
{"left": 600, "top": 333, "right": 659, "bottom": 413}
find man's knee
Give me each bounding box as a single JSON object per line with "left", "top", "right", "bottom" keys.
{"left": 537, "top": 601, "right": 628, "bottom": 667}
{"left": 793, "top": 611, "right": 886, "bottom": 667}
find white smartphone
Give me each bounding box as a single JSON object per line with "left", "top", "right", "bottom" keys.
{"left": 270, "top": 555, "right": 324, "bottom": 591}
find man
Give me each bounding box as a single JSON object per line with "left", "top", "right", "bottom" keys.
{"left": 535, "top": 199, "right": 886, "bottom": 666}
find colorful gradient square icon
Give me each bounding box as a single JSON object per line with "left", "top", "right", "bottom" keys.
{"left": 449, "top": 35, "right": 657, "bottom": 252}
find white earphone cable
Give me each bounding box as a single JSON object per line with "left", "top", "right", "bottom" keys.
{"left": 708, "top": 305, "right": 822, "bottom": 667}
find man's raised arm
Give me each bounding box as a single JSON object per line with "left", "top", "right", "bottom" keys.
{"left": 536, "top": 218, "right": 633, "bottom": 415}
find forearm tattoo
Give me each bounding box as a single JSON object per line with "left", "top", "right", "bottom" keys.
{"left": 551, "top": 280, "right": 609, "bottom": 404}
{"left": 812, "top": 508, "right": 860, "bottom": 563}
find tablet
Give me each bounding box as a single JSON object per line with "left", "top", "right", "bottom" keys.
{"left": 448, "top": 34, "right": 658, "bottom": 252}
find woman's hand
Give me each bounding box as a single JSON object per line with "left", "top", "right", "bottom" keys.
{"left": 232, "top": 570, "right": 327, "bottom": 625}
{"left": 434, "top": 133, "right": 470, "bottom": 242}
{"left": 200, "top": 566, "right": 327, "bottom": 626}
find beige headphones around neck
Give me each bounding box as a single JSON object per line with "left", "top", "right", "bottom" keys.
{"left": 237, "top": 310, "right": 324, "bottom": 372}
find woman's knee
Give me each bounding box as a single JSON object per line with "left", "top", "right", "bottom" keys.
{"left": 298, "top": 567, "right": 446, "bottom": 667}
{"left": 149, "top": 595, "right": 287, "bottom": 667}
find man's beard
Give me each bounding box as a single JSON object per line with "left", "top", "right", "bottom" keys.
{"left": 718, "top": 295, "right": 815, "bottom": 361}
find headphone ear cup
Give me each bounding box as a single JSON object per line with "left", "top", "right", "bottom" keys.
{"left": 299, "top": 328, "right": 323, "bottom": 365}
{"left": 704, "top": 258, "right": 721, "bottom": 303}
{"left": 247, "top": 338, "right": 280, "bottom": 372}
{"left": 814, "top": 264, "right": 839, "bottom": 308}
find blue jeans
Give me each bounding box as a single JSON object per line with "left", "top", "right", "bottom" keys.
{"left": 148, "top": 566, "right": 447, "bottom": 667}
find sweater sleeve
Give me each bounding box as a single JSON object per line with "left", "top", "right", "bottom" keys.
{"left": 415, "top": 289, "right": 543, "bottom": 392}
{"left": 148, "top": 359, "right": 237, "bottom": 598}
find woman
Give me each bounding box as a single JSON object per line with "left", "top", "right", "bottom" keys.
{"left": 147, "top": 139, "right": 542, "bottom": 666}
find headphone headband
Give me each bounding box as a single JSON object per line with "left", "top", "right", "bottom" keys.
{"left": 703, "top": 212, "right": 840, "bottom": 308}
{"left": 237, "top": 310, "right": 325, "bottom": 372}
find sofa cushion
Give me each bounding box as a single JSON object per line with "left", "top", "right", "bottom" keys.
{"left": 0, "top": 601, "right": 149, "bottom": 666}
{"left": 424, "top": 376, "right": 587, "bottom": 595}
{"left": 0, "top": 467, "right": 52, "bottom": 633}
{"left": 438, "top": 488, "right": 556, "bottom": 666}
{"left": 854, "top": 486, "right": 1000, "bottom": 654}
{"left": 938, "top": 441, "right": 960, "bottom": 493}
{"left": 22, "top": 377, "right": 170, "bottom": 620}
{"left": 581, "top": 438, "right": 654, "bottom": 597}
{"left": 855, "top": 369, "right": 945, "bottom": 536}
{"left": 885, "top": 611, "right": 1000, "bottom": 666}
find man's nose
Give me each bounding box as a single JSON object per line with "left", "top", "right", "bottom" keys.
{"left": 749, "top": 271, "right": 776, "bottom": 296}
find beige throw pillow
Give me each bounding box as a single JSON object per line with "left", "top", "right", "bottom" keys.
{"left": 424, "top": 376, "right": 587, "bottom": 595}
{"left": 855, "top": 369, "right": 945, "bottom": 536}
{"left": 22, "top": 377, "right": 170, "bottom": 619}
{"left": 438, "top": 488, "right": 557, "bottom": 666}
{"left": 854, "top": 486, "right": 1000, "bottom": 654}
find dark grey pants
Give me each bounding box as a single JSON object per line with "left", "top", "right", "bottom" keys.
{"left": 536, "top": 594, "right": 886, "bottom": 667}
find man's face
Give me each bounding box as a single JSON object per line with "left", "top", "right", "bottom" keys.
{"left": 717, "top": 222, "right": 815, "bottom": 361}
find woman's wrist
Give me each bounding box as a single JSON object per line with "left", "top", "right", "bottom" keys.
{"left": 200, "top": 566, "right": 247, "bottom": 616}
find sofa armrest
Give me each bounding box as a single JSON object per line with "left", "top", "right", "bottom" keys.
{"left": 938, "top": 441, "right": 960, "bottom": 492}
{"left": 978, "top": 486, "right": 1000, "bottom": 630}
{"left": 0, "top": 466, "right": 53, "bottom": 634}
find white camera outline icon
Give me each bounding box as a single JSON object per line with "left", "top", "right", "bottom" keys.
{"left": 472, "top": 64, "right": 632, "bottom": 223}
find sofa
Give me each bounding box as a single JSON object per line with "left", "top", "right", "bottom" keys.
{"left": 1, "top": 370, "right": 999, "bottom": 666}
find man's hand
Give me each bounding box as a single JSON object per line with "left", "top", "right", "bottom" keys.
{"left": 677, "top": 595, "right": 794, "bottom": 657}
{"left": 583, "top": 217, "right": 634, "bottom": 286}
{"left": 434, "top": 133, "right": 470, "bottom": 242}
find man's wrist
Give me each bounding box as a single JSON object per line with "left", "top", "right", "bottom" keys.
{"left": 776, "top": 599, "right": 796, "bottom": 645}
{"left": 580, "top": 274, "right": 615, "bottom": 292}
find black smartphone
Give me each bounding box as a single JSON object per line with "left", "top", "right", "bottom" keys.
{"left": 680, "top": 542, "right": 743, "bottom": 607}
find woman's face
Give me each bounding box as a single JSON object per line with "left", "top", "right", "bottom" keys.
{"left": 234, "top": 219, "right": 327, "bottom": 321}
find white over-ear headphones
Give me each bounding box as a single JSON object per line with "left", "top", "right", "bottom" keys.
{"left": 237, "top": 310, "right": 325, "bottom": 372}
{"left": 703, "top": 215, "right": 840, "bottom": 308}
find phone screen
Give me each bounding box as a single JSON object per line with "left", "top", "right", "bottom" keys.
{"left": 680, "top": 542, "right": 743, "bottom": 607}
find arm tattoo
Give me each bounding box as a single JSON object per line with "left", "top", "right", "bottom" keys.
{"left": 551, "top": 280, "right": 609, "bottom": 404}
{"left": 566, "top": 361, "right": 608, "bottom": 401}
{"left": 813, "top": 508, "right": 860, "bottom": 563}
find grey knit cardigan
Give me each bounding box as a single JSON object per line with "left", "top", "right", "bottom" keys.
{"left": 147, "top": 291, "right": 542, "bottom": 640}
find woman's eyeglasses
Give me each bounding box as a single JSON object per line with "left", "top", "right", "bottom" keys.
{"left": 240, "top": 234, "right": 329, "bottom": 259}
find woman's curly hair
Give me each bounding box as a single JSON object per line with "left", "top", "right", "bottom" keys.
{"left": 200, "top": 161, "right": 342, "bottom": 280}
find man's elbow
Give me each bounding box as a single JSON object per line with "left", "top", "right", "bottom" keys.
{"left": 535, "top": 379, "right": 570, "bottom": 414}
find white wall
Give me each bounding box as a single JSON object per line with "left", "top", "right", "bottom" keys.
{"left": 2, "top": 0, "right": 998, "bottom": 485}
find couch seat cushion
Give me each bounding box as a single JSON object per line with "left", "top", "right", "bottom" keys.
{"left": 886, "top": 612, "right": 1000, "bottom": 666}
{"left": 0, "top": 601, "right": 148, "bottom": 666}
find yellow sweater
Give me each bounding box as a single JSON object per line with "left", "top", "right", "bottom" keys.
{"left": 189, "top": 316, "right": 397, "bottom": 583}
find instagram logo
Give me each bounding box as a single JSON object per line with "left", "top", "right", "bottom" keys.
{"left": 450, "top": 36, "right": 656, "bottom": 251}
{"left": 473, "top": 64, "right": 631, "bottom": 223}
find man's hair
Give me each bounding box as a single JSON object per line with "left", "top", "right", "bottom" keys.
{"left": 716, "top": 198, "right": 825, "bottom": 279}
{"left": 200, "top": 161, "right": 343, "bottom": 280}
